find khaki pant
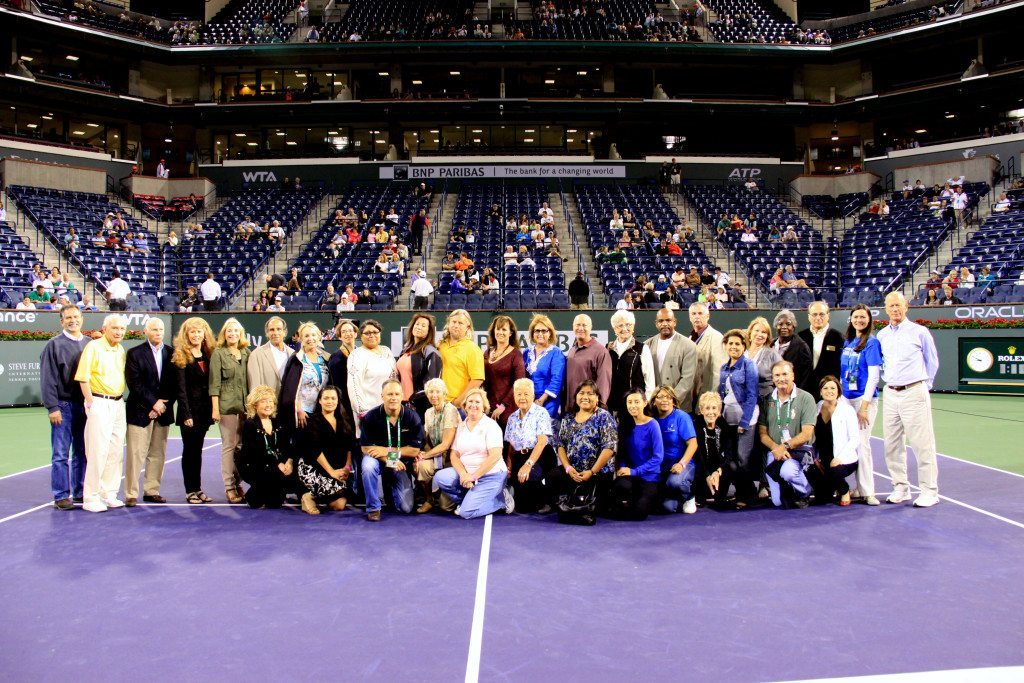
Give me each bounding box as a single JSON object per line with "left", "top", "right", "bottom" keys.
{"left": 570, "top": 303, "right": 589, "bottom": 310}
{"left": 83, "top": 397, "right": 127, "bottom": 503}
{"left": 882, "top": 382, "right": 938, "bottom": 496}
{"left": 218, "top": 414, "right": 243, "bottom": 491}
{"left": 415, "top": 457, "right": 456, "bottom": 511}
{"left": 125, "top": 422, "right": 170, "bottom": 498}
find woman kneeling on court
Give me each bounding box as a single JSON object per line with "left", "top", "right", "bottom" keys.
{"left": 810, "top": 376, "right": 859, "bottom": 506}
{"left": 548, "top": 380, "right": 618, "bottom": 514}
{"left": 433, "top": 388, "right": 511, "bottom": 519}
{"left": 504, "top": 378, "right": 555, "bottom": 514}
{"left": 610, "top": 388, "right": 664, "bottom": 520}
{"left": 651, "top": 385, "right": 698, "bottom": 514}
{"left": 692, "top": 392, "right": 740, "bottom": 508}
{"left": 297, "top": 386, "right": 353, "bottom": 515}
{"left": 237, "top": 385, "right": 294, "bottom": 509}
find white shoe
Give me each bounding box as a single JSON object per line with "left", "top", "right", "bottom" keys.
{"left": 887, "top": 490, "right": 912, "bottom": 504}
{"left": 102, "top": 498, "right": 125, "bottom": 509}
{"left": 503, "top": 486, "right": 515, "bottom": 514}
{"left": 864, "top": 496, "right": 880, "bottom": 506}
{"left": 454, "top": 505, "right": 462, "bottom": 517}
{"left": 82, "top": 500, "right": 108, "bottom": 513}
{"left": 913, "top": 494, "right": 940, "bottom": 508}
{"left": 682, "top": 498, "right": 697, "bottom": 514}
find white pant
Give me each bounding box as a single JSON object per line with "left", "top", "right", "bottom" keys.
{"left": 83, "top": 397, "right": 127, "bottom": 503}
{"left": 125, "top": 422, "right": 169, "bottom": 498}
{"left": 882, "top": 382, "right": 938, "bottom": 497}
{"left": 847, "top": 396, "right": 878, "bottom": 498}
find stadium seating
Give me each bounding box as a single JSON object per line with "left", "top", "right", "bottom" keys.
{"left": 133, "top": 195, "right": 203, "bottom": 222}
{"left": 707, "top": 0, "right": 825, "bottom": 44}
{"left": 828, "top": 1, "right": 961, "bottom": 44}
{"left": 925, "top": 209, "right": 1024, "bottom": 303}
{"left": 0, "top": 222, "right": 56, "bottom": 308}
{"left": 197, "top": 0, "right": 296, "bottom": 45}
{"left": 802, "top": 192, "right": 869, "bottom": 220}
{"left": 322, "top": 0, "right": 478, "bottom": 42}
{"left": 7, "top": 185, "right": 162, "bottom": 303}
{"left": 36, "top": 0, "right": 170, "bottom": 43}
{"left": 504, "top": 1, "right": 700, "bottom": 42}
{"left": 288, "top": 182, "right": 432, "bottom": 310}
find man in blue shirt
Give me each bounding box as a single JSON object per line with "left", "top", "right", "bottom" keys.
{"left": 877, "top": 292, "right": 940, "bottom": 507}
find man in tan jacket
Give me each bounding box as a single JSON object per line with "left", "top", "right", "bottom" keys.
{"left": 246, "top": 316, "right": 294, "bottom": 394}
{"left": 688, "top": 302, "right": 726, "bottom": 408}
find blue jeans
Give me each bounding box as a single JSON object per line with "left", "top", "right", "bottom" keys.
{"left": 661, "top": 460, "right": 696, "bottom": 513}
{"left": 765, "top": 449, "right": 813, "bottom": 507}
{"left": 433, "top": 467, "right": 507, "bottom": 519}
{"left": 361, "top": 455, "right": 414, "bottom": 514}
{"left": 51, "top": 401, "right": 86, "bottom": 501}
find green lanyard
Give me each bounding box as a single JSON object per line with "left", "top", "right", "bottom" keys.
{"left": 386, "top": 408, "right": 402, "bottom": 451}
{"left": 774, "top": 397, "right": 793, "bottom": 430}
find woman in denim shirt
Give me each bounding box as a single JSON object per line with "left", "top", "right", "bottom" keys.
{"left": 522, "top": 314, "right": 566, "bottom": 420}
{"left": 718, "top": 329, "right": 760, "bottom": 506}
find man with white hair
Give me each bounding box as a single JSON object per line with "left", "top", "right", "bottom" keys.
{"left": 689, "top": 302, "right": 726, "bottom": 407}
{"left": 877, "top": 292, "right": 940, "bottom": 507}
{"left": 411, "top": 269, "right": 434, "bottom": 310}
{"left": 124, "top": 318, "right": 175, "bottom": 506}
{"left": 798, "top": 301, "right": 844, "bottom": 401}
{"left": 74, "top": 314, "right": 129, "bottom": 512}
{"left": 564, "top": 314, "right": 612, "bottom": 413}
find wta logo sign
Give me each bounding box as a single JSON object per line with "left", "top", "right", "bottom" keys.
{"left": 242, "top": 171, "right": 278, "bottom": 183}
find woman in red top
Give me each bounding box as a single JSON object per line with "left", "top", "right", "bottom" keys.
{"left": 484, "top": 315, "right": 526, "bottom": 429}
{"left": 666, "top": 241, "right": 682, "bottom": 256}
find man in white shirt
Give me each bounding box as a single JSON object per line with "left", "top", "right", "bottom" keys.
{"left": 411, "top": 270, "right": 434, "bottom": 310}
{"left": 199, "top": 272, "right": 222, "bottom": 311}
{"left": 106, "top": 270, "right": 131, "bottom": 311}
{"left": 951, "top": 187, "right": 968, "bottom": 228}
{"left": 268, "top": 221, "right": 286, "bottom": 243}
{"left": 714, "top": 267, "right": 731, "bottom": 289}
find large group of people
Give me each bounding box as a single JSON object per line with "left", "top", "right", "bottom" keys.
{"left": 41, "top": 292, "right": 940, "bottom": 523}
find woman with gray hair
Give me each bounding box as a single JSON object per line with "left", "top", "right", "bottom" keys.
{"left": 415, "top": 377, "right": 460, "bottom": 514}
{"left": 504, "top": 377, "right": 555, "bottom": 513}
{"left": 772, "top": 309, "right": 812, "bottom": 392}
{"left": 606, "top": 308, "right": 655, "bottom": 416}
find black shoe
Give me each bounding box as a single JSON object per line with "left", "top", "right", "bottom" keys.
{"left": 143, "top": 494, "right": 167, "bottom": 503}
{"left": 536, "top": 504, "right": 553, "bottom": 515}
{"left": 792, "top": 497, "right": 811, "bottom": 509}
{"left": 72, "top": 496, "right": 84, "bottom": 504}
{"left": 54, "top": 498, "right": 74, "bottom": 511}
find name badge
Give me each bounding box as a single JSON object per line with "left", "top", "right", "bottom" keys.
{"left": 781, "top": 428, "right": 792, "bottom": 442}
{"left": 825, "top": 345, "right": 836, "bottom": 352}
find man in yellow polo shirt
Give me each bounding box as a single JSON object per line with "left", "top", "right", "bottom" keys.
{"left": 75, "top": 314, "right": 129, "bottom": 513}
{"left": 437, "top": 309, "right": 484, "bottom": 408}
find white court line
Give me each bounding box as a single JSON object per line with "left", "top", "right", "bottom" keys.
{"left": 869, "top": 436, "right": 1024, "bottom": 481}
{"left": 873, "top": 469, "right": 1024, "bottom": 531}
{"left": 465, "top": 513, "right": 493, "bottom": 683}
{"left": 0, "top": 441, "right": 219, "bottom": 481}
{"left": 780, "top": 664, "right": 1024, "bottom": 682}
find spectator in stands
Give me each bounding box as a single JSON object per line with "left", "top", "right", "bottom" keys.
{"left": 772, "top": 309, "right": 812, "bottom": 391}
{"left": 179, "top": 286, "right": 199, "bottom": 312}
{"left": 923, "top": 289, "right": 940, "bottom": 306}
{"left": 200, "top": 272, "right": 222, "bottom": 311}
{"left": 938, "top": 285, "right": 962, "bottom": 305}
{"left": 64, "top": 228, "right": 80, "bottom": 253}
{"left": 925, "top": 270, "right": 942, "bottom": 293}
{"left": 740, "top": 226, "right": 758, "bottom": 243}
{"left": 609, "top": 209, "right": 624, "bottom": 232}
{"left": 268, "top": 221, "right": 286, "bottom": 243}
{"left": 942, "top": 268, "right": 960, "bottom": 289}
{"left": 286, "top": 268, "right": 303, "bottom": 291}
{"left": 568, "top": 272, "right": 590, "bottom": 310}
{"left": 684, "top": 267, "right": 701, "bottom": 288}
{"left": 959, "top": 267, "right": 975, "bottom": 289}
{"left": 767, "top": 225, "right": 782, "bottom": 242}
{"left": 744, "top": 178, "right": 758, "bottom": 192}
{"left": 976, "top": 266, "right": 995, "bottom": 294}
{"left": 165, "top": 230, "right": 179, "bottom": 250}
{"left": 267, "top": 296, "right": 286, "bottom": 312}
{"left": 16, "top": 295, "right": 35, "bottom": 310}
{"left": 993, "top": 193, "right": 1011, "bottom": 213}
{"left": 251, "top": 291, "right": 269, "bottom": 312}
{"left": 193, "top": 224, "right": 208, "bottom": 241}
{"left": 781, "top": 226, "right": 799, "bottom": 243}
{"left": 781, "top": 265, "right": 811, "bottom": 290}
{"left": 106, "top": 270, "right": 130, "bottom": 311}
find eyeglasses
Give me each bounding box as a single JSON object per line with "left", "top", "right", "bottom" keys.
{"left": 362, "top": 330, "right": 380, "bottom": 336}
{"left": 534, "top": 329, "right": 551, "bottom": 335}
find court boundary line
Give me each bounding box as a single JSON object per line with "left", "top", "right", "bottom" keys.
{"left": 869, "top": 436, "right": 1024, "bottom": 481}
{"left": 0, "top": 441, "right": 219, "bottom": 481}
{"left": 873, "top": 469, "right": 1024, "bottom": 530}
{"left": 465, "top": 513, "right": 493, "bottom": 683}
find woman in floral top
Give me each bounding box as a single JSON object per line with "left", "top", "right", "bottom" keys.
{"left": 548, "top": 379, "right": 617, "bottom": 511}
{"left": 279, "top": 322, "right": 332, "bottom": 443}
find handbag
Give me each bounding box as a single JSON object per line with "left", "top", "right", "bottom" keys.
{"left": 557, "top": 480, "right": 598, "bottom": 526}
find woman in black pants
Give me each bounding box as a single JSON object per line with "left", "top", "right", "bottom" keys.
{"left": 172, "top": 317, "right": 216, "bottom": 504}
{"left": 692, "top": 391, "right": 742, "bottom": 509}
{"left": 237, "top": 385, "right": 294, "bottom": 509}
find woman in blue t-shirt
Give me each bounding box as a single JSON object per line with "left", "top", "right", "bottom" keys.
{"left": 651, "top": 385, "right": 698, "bottom": 514}
{"left": 839, "top": 304, "right": 883, "bottom": 506}
{"left": 611, "top": 389, "right": 664, "bottom": 520}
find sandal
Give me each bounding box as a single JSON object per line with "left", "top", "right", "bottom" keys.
{"left": 301, "top": 493, "right": 320, "bottom": 515}
{"left": 186, "top": 492, "right": 204, "bottom": 505}
{"left": 197, "top": 491, "right": 213, "bottom": 503}
{"left": 226, "top": 488, "right": 244, "bottom": 504}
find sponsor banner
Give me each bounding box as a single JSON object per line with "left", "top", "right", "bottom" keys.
{"left": 0, "top": 311, "right": 169, "bottom": 334}
{"left": 380, "top": 164, "right": 626, "bottom": 180}
{"left": 959, "top": 337, "right": 1024, "bottom": 395}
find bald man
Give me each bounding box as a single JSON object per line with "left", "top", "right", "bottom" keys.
{"left": 124, "top": 318, "right": 176, "bottom": 506}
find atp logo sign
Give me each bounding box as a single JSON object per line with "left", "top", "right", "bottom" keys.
{"left": 728, "top": 168, "right": 762, "bottom": 180}
{"left": 242, "top": 171, "right": 278, "bottom": 183}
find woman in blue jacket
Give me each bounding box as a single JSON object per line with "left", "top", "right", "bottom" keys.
{"left": 523, "top": 314, "right": 566, "bottom": 420}
{"left": 718, "top": 329, "right": 760, "bottom": 506}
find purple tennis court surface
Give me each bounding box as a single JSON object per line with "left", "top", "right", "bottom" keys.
{"left": 2, "top": 438, "right": 1023, "bottom": 682}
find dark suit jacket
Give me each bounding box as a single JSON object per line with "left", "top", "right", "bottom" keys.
{"left": 175, "top": 352, "right": 213, "bottom": 429}
{"left": 798, "top": 327, "right": 844, "bottom": 400}
{"left": 126, "top": 343, "right": 176, "bottom": 428}
{"left": 778, "top": 334, "right": 813, "bottom": 396}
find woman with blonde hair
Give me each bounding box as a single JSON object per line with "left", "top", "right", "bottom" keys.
{"left": 210, "top": 317, "right": 250, "bottom": 503}
{"left": 745, "top": 316, "right": 782, "bottom": 398}
{"left": 522, "top": 313, "right": 565, "bottom": 419}
{"left": 437, "top": 309, "right": 484, "bottom": 408}
{"left": 172, "top": 317, "right": 215, "bottom": 504}
{"left": 280, "top": 321, "right": 333, "bottom": 440}
{"left": 238, "top": 386, "right": 294, "bottom": 509}
{"left": 415, "top": 377, "right": 460, "bottom": 514}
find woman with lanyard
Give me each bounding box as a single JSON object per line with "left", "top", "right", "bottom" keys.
{"left": 522, "top": 314, "right": 566, "bottom": 421}
{"left": 172, "top": 317, "right": 216, "bottom": 505}
{"left": 237, "top": 385, "right": 294, "bottom": 509}
{"left": 718, "top": 329, "right": 760, "bottom": 507}
{"left": 651, "top": 385, "right": 698, "bottom": 514}
{"left": 484, "top": 315, "right": 526, "bottom": 428}
{"left": 296, "top": 386, "right": 353, "bottom": 515}
{"left": 432, "top": 388, "right": 511, "bottom": 519}
{"left": 397, "top": 313, "right": 443, "bottom": 417}
{"left": 347, "top": 319, "right": 397, "bottom": 437}
{"left": 811, "top": 376, "right": 861, "bottom": 506}
{"left": 692, "top": 392, "right": 741, "bottom": 508}
{"left": 210, "top": 317, "right": 251, "bottom": 504}
{"left": 839, "top": 303, "right": 882, "bottom": 506}
{"left": 279, "top": 321, "right": 332, "bottom": 444}
{"left": 415, "top": 378, "right": 460, "bottom": 514}
{"left": 504, "top": 378, "right": 555, "bottom": 514}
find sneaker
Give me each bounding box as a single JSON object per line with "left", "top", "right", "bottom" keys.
{"left": 913, "top": 494, "right": 940, "bottom": 508}
{"left": 863, "top": 495, "right": 880, "bottom": 506}
{"left": 54, "top": 498, "right": 74, "bottom": 511}
{"left": 887, "top": 490, "right": 912, "bottom": 504}
{"left": 82, "top": 500, "right": 108, "bottom": 513}
{"left": 454, "top": 505, "right": 462, "bottom": 517}
{"left": 503, "top": 486, "right": 516, "bottom": 514}
{"left": 102, "top": 498, "right": 125, "bottom": 509}
{"left": 682, "top": 498, "right": 697, "bottom": 514}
